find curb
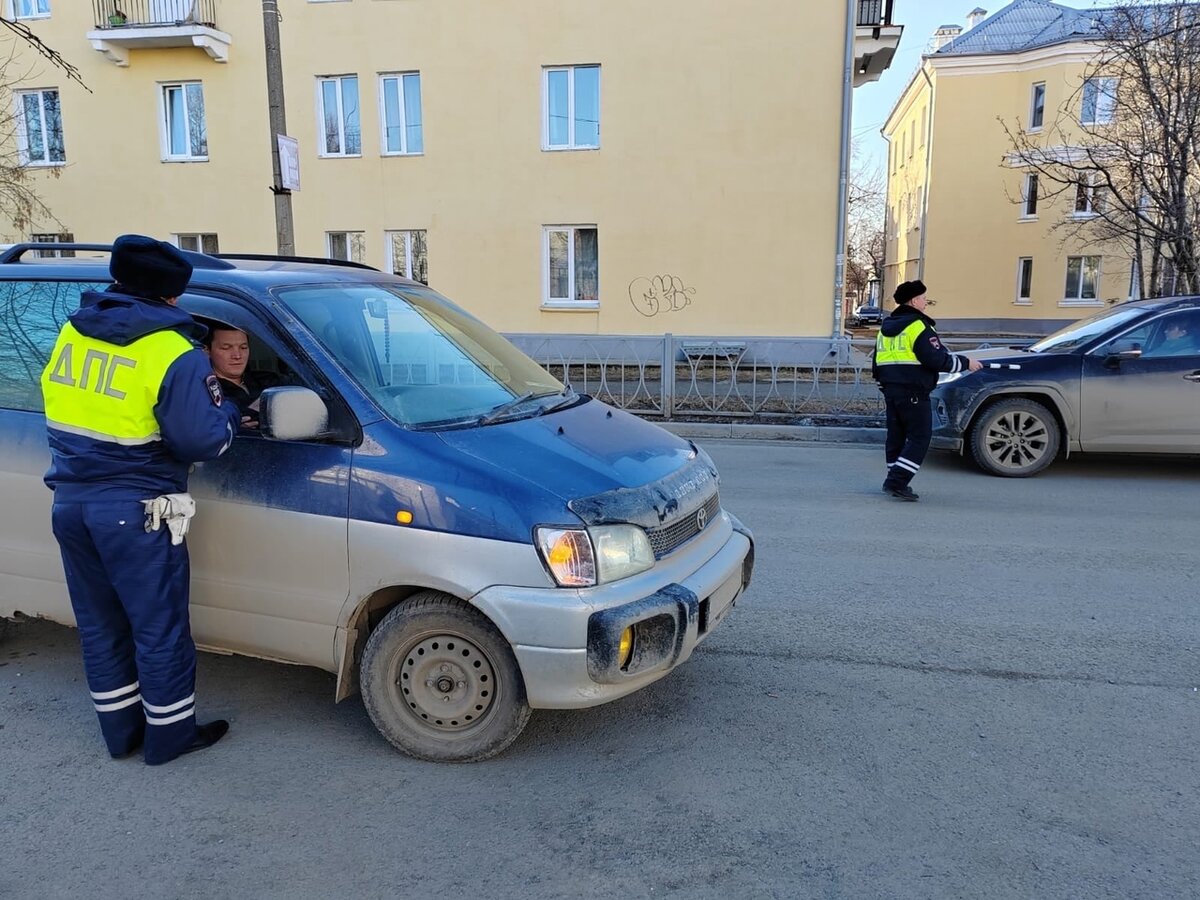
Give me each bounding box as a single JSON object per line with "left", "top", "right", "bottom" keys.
{"left": 661, "top": 422, "right": 885, "bottom": 444}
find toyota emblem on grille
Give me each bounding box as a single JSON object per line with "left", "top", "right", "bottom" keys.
{"left": 696, "top": 507, "right": 708, "bottom": 530}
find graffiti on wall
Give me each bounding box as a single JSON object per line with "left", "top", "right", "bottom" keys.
{"left": 628, "top": 275, "right": 696, "bottom": 318}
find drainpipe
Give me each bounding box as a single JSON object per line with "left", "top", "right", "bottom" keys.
{"left": 917, "top": 61, "right": 935, "bottom": 279}
{"left": 832, "top": 0, "right": 856, "bottom": 337}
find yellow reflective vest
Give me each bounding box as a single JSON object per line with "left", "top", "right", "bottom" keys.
{"left": 874, "top": 319, "right": 927, "bottom": 367}
{"left": 41, "top": 323, "right": 194, "bottom": 446}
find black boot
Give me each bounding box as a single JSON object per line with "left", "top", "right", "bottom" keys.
{"left": 145, "top": 720, "right": 229, "bottom": 766}
{"left": 882, "top": 482, "right": 920, "bottom": 501}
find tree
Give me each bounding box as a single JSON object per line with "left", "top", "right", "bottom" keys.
{"left": 1003, "top": 0, "right": 1200, "bottom": 298}
{"left": 0, "top": 16, "right": 85, "bottom": 233}
{"left": 846, "top": 146, "right": 886, "bottom": 313}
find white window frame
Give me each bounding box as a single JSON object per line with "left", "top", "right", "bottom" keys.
{"left": 385, "top": 229, "right": 428, "bottom": 284}
{"left": 542, "top": 65, "right": 600, "bottom": 151}
{"left": 1029, "top": 82, "right": 1046, "bottom": 131}
{"left": 326, "top": 230, "right": 366, "bottom": 263}
{"left": 378, "top": 72, "right": 423, "bottom": 156}
{"left": 1015, "top": 257, "right": 1034, "bottom": 305}
{"left": 1080, "top": 77, "right": 1117, "bottom": 126}
{"left": 14, "top": 88, "right": 64, "bottom": 167}
{"left": 173, "top": 233, "right": 219, "bottom": 254}
{"left": 1020, "top": 173, "right": 1039, "bottom": 219}
{"left": 316, "top": 75, "right": 361, "bottom": 158}
{"left": 1063, "top": 255, "right": 1102, "bottom": 305}
{"left": 10, "top": 0, "right": 50, "bottom": 20}
{"left": 542, "top": 225, "right": 599, "bottom": 308}
{"left": 1072, "top": 175, "right": 1102, "bottom": 219}
{"left": 158, "top": 81, "right": 208, "bottom": 162}
{"left": 31, "top": 232, "right": 74, "bottom": 258}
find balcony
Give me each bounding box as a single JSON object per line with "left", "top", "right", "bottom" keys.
{"left": 854, "top": 0, "right": 903, "bottom": 86}
{"left": 87, "top": 1, "right": 231, "bottom": 66}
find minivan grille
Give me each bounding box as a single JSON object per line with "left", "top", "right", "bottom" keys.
{"left": 646, "top": 492, "right": 721, "bottom": 559}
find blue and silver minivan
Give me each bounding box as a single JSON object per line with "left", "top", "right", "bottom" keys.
{"left": 0, "top": 244, "right": 754, "bottom": 761}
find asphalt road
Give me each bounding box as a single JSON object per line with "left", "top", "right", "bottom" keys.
{"left": 2, "top": 442, "right": 1197, "bottom": 900}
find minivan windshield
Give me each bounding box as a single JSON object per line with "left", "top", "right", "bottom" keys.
{"left": 276, "top": 282, "right": 566, "bottom": 428}
{"left": 1027, "top": 304, "right": 1156, "bottom": 353}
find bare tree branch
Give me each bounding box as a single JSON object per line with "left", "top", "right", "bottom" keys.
{"left": 0, "top": 16, "right": 89, "bottom": 93}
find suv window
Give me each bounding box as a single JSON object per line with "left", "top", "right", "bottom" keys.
{"left": 0, "top": 280, "right": 107, "bottom": 411}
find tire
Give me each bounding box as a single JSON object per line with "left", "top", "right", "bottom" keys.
{"left": 359, "top": 591, "right": 531, "bottom": 762}
{"left": 968, "top": 397, "right": 1061, "bottom": 477}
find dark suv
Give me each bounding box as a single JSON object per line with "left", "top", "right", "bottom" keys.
{"left": 851, "top": 305, "right": 883, "bottom": 327}
{"left": 931, "top": 296, "right": 1200, "bottom": 476}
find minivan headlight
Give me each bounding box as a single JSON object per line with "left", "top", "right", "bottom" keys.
{"left": 591, "top": 524, "right": 655, "bottom": 583}
{"left": 535, "top": 524, "right": 655, "bottom": 587}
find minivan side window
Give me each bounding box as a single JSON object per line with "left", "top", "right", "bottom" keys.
{"left": 0, "top": 280, "right": 106, "bottom": 412}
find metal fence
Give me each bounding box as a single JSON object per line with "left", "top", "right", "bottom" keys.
{"left": 91, "top": 0, "right": 217, "bottom": 28}
{"left": 856, "top": 0, "right": 894, "bottom": 27}
{"left": 505, "top": 333, "right": 1034, "bottom": 423}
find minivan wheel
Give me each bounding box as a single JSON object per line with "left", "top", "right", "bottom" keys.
{"left": 968, "top": 398, "right": 1061, "bottom": 477}
{"left": 360, "top": 591, "right": 531, "bottom": 762}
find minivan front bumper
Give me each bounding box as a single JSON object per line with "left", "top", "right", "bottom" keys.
{"left": 471, "top": 513, "right": 753, "bottom": 709}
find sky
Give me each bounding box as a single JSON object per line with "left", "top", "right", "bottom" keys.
{"left": 851, "top": 0, "right": 1102, "bottom": 175}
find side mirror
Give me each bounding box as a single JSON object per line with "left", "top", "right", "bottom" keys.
{"left": 258, "top": 386, "right": 329, "bottom": 441}
{"left": 1104, "top": 347, "right": 1142, "bottom": 368}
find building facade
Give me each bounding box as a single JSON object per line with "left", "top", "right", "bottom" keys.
{"left": 1, "top": 0, "right": 898, "bottom": 337}
{"left": 882, "top": 0, "right": 1136, "bottom": 335}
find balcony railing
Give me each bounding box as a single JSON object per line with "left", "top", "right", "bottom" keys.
{"left": 857, "top": 0, "right": 895, "bottom": 28}
{"left": 91, "top": 0, "right": 217, "bottom": 29}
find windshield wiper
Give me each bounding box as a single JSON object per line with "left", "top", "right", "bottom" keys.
{"left": 538, "top": 386, "right": 580, "bottom": 414}
{"left": 477, "top": 391, "right": 543, "bottom": 425}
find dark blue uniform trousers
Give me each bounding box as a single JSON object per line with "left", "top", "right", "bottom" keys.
{"left": 882, "top": 386, "right": 933, "bottom": 490}
{"left": 51, "top": 501, "right": 201, "bottom": 763}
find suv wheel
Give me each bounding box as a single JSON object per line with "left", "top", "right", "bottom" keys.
{"left": 360, "top": 591, "right": 531, "bottom": 762}
{"left": 968, "top": 398, "right": 1061, "bottom": 477}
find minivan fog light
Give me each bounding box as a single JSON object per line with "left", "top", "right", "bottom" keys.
{"left": 618, "top": 626, "right": 635, "bottom": 669}
{"left": 535, "top": 527, "right": 596, "bottom": 587}
{"left": 591, "top": 524, "right": 655, "bottom": 583}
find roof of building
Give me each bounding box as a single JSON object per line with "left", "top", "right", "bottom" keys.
{"left": 934, "top": 0, "right": 1114, "bottom": 56}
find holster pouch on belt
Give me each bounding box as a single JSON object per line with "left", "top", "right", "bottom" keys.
{"left": 142, "top": 493, "right": 197, "bottom": 546}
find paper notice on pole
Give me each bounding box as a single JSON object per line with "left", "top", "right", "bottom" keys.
{"left": 277, "top": 135, "right": 300, "bottom": 191}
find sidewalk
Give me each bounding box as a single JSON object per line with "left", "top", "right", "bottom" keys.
{"left": 662, "top": 421, "right": 885, "bottom": 444}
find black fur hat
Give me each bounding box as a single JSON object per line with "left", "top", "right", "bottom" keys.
{"left": 893, "top": 280, "right": 927, "bottom": 305}
{"left": 110, "top": 234, "right": 193, "bottom": 300}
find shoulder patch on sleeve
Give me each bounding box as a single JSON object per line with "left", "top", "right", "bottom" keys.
{"left": 205, "top": 374, "right": 223, "bottom": 407}
{"left": 928, "top": 335, "right": 942, "bottom": 350}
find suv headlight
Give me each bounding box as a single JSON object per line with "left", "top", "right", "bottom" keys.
{"left": 937, "top": 371, "right": 966, "bottom": 386}
{"left": 535, "top": 524, "right": 654, "bottom": 587}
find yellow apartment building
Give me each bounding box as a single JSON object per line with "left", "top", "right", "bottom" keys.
{"left": 1, "top": 0, "right": 900, "bottom": 337}
{"left": 882, "top": 0, "right": 1135, "bottom": 335}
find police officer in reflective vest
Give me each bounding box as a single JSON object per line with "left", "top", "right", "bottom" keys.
{"left": 873, "top": 280, "right": 981, "bottom": 501}
{"left": 41, "top": 235, "right": 240, "bottom": 764}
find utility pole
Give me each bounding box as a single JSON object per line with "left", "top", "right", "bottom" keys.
{"left": 262, "top": 0, "right": 295, "bottom": 255}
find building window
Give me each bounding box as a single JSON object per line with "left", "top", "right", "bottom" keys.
{"left": 386, "top": 230, "right": 428, "bottom": 284}
{"left": 160, "top": 82, "right": 208, "bottom": 161}
{"left": 174, "top": 233, "right": 219, "bottom": 254}
{"left": 13, "top": 0, "right": 50, "bottom": 19}
{"left": 919, "top": 107, "right": 926, "bottom": 146}
{"left": 908, "top": 121, "right": 915, "bottom": 158}
{"left": 380, "top": 73, "right": 423, "bottom": 155}
{"left": 1016, "top": 257, "right": 1033, "bottom": 303}
{"left": 543, "top": 65, "right": 600, "bottom": 150}
{"left": 1074, "top": 176, "right": 1103, "bottom": 216}
{"left": 1029, "top": 82, "right": 1045, "bottom": 130}
{"left": 1081, "top": 77, "right": 1117, "bottom": 126}
{"left": 15, "top": 89, "right": 64, "bottom": 166}
{"left": 1064, "top": 256, "right": 1100, "bottom": 302}
{"left": 327, "top": 231, "right": 365, "bottom": 263}
{"left": 318, "top": 75, "right": 361, "bottom": 157}
{"left": 31, "top": 232, "right": 74, "bottom": 258}
{"left": 1022, "top": 173, "right": 1039, "bottom": 217}
{"left": 544, "top": 226, "right": 598, "bottom": 305}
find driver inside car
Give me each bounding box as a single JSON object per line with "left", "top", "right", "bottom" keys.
{"left": 201, "top": 324, "right": 286, "bottom": 429}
